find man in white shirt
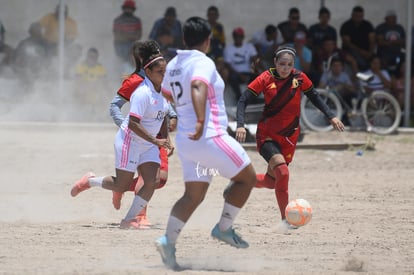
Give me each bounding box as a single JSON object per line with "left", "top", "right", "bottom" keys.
{"left": 224, "top": 27, "right": 258, "bottom": 100}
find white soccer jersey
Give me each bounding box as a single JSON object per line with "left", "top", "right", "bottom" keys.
{"left": 162, "top": 49, "right": 228, "bottom": 138}
{"left": 223, "top": 42, "right": 257, "bottom": 73}
{"left": 121, "top": 77, "right": 169, "bottom": 148}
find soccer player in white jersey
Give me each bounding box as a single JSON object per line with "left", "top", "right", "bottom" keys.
{"left": 155, "top": 17, "right": 256, "bottom": 270}
{"left": 70, "top": 41, "right": 172, "bottom": 229}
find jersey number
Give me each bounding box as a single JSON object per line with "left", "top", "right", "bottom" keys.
{"left": 170, "top": 82, "right": 183, "bottom": 106}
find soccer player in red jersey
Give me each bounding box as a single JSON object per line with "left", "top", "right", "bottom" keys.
{"left": 235, "top": 46, "right": 344, "bottom": 230}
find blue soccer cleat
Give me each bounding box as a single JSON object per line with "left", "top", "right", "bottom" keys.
{"left": 155, "top": 235, "right": 180, "bottom": 270}
{"left": 211, "top": 223, "right": 249, "bottom": 249}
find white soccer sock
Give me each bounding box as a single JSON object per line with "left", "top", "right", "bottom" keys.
{"left": 218, "top": 202, "right": 241, "bottom": 231}
{"left": 166, "top": 215, "right": 185, "bottom": 245}
{"left": 88, "top": 176, "right": 104, "bottom": 187}
{"left": 124, "top": 195, "right": 148, "bottom": 221}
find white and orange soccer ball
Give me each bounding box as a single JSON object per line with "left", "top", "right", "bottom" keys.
{"left": 285, "top": 199, "right": 312, "bottom": 227}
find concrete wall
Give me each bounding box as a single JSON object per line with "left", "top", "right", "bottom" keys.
{"left": 1, "top": 0, "right": 412, "bottom": 71}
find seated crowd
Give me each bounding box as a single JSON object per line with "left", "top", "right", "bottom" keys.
{"left": 0, "top": 2, "right": 413, "bottom": 118}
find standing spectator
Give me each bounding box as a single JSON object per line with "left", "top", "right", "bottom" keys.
{"left": 286, "top": 31, "right": 312, "bottom": 73}
{"left": 250, "top": 24, "right": 283, "bottom": 69}
{"left": 206, "top": 6, "right": 225, "bottom": 62}
{"left": 375, "top": 10, "right": 406, "bottom": 72}
{"left": 223, "top": 27, "right": 258, "bottom": 100}
{"left": 340, "top": 6, "right": 375, "bottom": 71}
{"left": 308, "top": 7, "right": 337, "bottom": 52}
{"left": 12, "top": 23, "right": 47, "bottom": 85}
{"left": 38, "top": 4, "right": 78, "bottom": 56}
{"left": 37, "top": 3, "right": 81, "bottom": 75}
{"left": 149, "top": 7, "right": 183, "bottom": 60}
{"left": 277, "top": 7, "right": 308, "bottom": 44}
{"left": 113, "top": 0, "right": 142, "bottom": 64}
{"left": 362, "top": 55, "right": 391, "bottom": 93}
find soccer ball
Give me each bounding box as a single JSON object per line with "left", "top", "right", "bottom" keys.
{"left": 285, "top": 199, "right": 312, "bottom": 227}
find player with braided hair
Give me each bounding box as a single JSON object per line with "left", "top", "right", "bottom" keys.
{"left": 235, "top": 45, "right": 344, "bottom": 230}
{"left": 109, "top": 40, "right": 177, "bottom": 228}
{"left": 71, "top": 40, "right": 172, "bottom": 229}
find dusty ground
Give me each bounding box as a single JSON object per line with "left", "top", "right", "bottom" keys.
{"left": 0, "top": 120, "right": 413, "bottom": 275}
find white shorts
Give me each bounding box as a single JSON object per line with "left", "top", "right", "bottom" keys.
{"left": 176, "top": 133, "right": 251, "bottom": 183}
{"left": 114, "top": 129, "right": 160, "bottom": 172}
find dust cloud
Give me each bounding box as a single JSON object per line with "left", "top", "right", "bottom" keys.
{"left": 0, "top": 0, "right": 130, "bottom": 124}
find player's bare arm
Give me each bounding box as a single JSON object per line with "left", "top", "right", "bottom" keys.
{"left": 189, "top": 79, "right": 207, "bottom": 140}
{"left": 128, "top": 115, "right": 170, "bottom": 149}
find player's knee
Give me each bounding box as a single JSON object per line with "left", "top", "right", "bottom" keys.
{"left": 237, "top": 163, "right": 257, "bottom": 188}
{"left": 269, "top": 154, "right": 285, "bottom": 168}
{"left": 274, "top": 163, "right": 289, "bottom": 192}
{"left": 275, "top": 163, "right": 289, "bottom": 179}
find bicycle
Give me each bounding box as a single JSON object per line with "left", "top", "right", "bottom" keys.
{"left": 301, "top": 72, "right": 402, "bottom": 135}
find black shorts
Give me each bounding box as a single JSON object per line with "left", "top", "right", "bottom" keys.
{"left": 259, "top": 140, "right": 282, "bottom": 163}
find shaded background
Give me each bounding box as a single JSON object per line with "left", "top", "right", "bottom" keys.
{"left": 1, "top": 0, "right": 413, "bottom": 76}
{"left": 0, "top": 0, "right": 412, "bottom": 124}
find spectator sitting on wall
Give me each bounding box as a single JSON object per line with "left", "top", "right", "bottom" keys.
{"left": 223, "top": 27, "right": 258, "bottom": 101}
{"left": 206, "top": 5, "right": 226, "bottom": 62}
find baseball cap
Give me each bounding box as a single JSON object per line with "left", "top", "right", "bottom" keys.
{"left": 122, "top": 0, "right": 136, "bottom": 9}
{"left": 385, "top": 10, "right": 397, "bottom": 17}
{"left": 233, "top": 27, "right": 245, "bottom": 36}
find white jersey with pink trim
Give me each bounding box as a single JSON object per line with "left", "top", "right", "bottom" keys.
{"left": 120, "top": 77, "right": 169, "bottom": 148}
{"left": 162, "top": 49, "right": 227, "bottom": 138}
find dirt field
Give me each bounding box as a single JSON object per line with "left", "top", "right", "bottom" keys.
{"left": 0, "top": 122, "right": 413, "bottom": 275}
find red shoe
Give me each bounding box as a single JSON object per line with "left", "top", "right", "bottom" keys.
{"left": 119, "top": 219, "right": 139, "bottom": 229}
{"left": 112, "top": 191, "right": 123, "bottom": 210}
{"left": 70, "top": 172, "right": 95, "bottom": 197}
{"left": 255, "top": 174, "right": 275, "bottom": 189}
{"left": 136, "top": 206, "right": 151, "bottom": 229}
{"left": 255, "top": 181, "right": 275, "bottom": 189}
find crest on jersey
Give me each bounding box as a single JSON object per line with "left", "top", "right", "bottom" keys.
{"left": 156, "top": 111, "right": 165, "bottom": 121}
{"left": 292, "top": 78, "right": 299, "bottom": 88}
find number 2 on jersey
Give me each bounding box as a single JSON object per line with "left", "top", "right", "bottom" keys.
{"left": 170, "top": 82, "right": 184, "bottom": 106}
